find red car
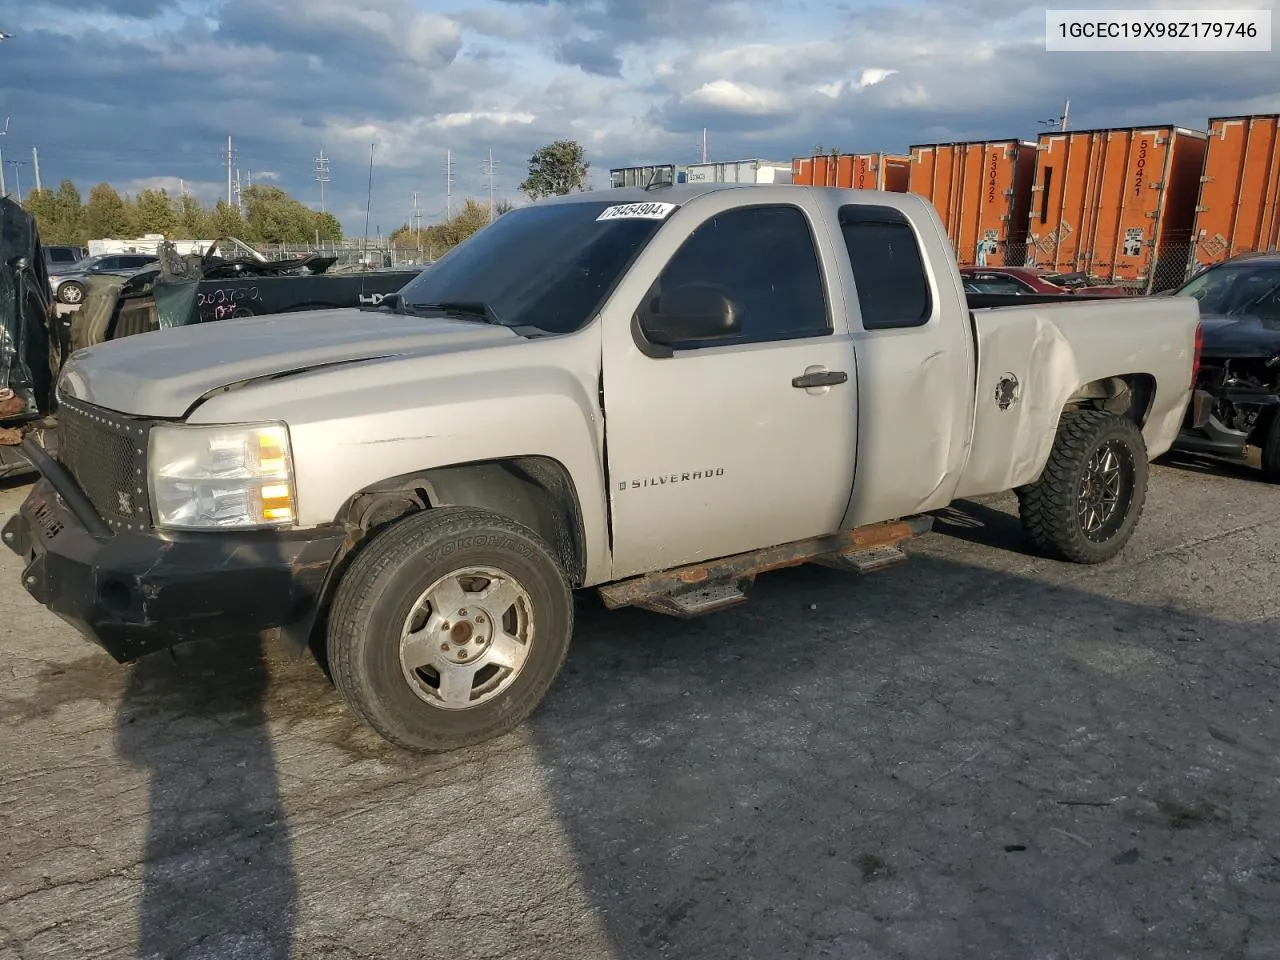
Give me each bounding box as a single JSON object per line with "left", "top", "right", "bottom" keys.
{"left": 960, "top": 266, "right": 1131, "bottom": 297}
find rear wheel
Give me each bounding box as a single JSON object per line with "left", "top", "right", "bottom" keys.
{"left": 327, "top": 507, "right": 574, "bottom": 752}
{"left": 1017, "top": 410, "right": 1148, "bottom": 564}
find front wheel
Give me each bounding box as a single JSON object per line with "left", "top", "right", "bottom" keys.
{"left": 1017, "top": 410, "right": 1148, "bottom": 564}
{"left": 327, "top": 507, "right": 574, "bottom": 752}
{"left": 58, "top": 281, "right": 85, "bottom": 304}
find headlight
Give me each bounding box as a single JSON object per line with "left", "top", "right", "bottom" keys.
{"left": 148, "top": 422, "right": 297, "bottom": 530}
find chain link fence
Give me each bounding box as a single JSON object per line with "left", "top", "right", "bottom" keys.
{"left": 950, "top": 236, "right": 1280, "bottom": 294}
{"left": 254, "top": 241, "right": 432, "bottom": 268}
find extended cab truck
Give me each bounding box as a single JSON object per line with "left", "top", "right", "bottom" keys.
{"left": 3, "top": 184, "right": 1202, "bottom": 753}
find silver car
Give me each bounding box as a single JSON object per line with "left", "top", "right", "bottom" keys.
{"left": 48, "top": 252, "right": 159, "bottom": 305}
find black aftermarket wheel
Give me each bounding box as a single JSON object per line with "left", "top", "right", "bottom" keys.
{"left": 327, "top": 506, "right": 574, "bottom": 752}
{"left": 1017, "top": 410, "right": 1148, "bottom": 564}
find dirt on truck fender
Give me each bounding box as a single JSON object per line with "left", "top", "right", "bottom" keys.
{"left": 3, "top": 182, "right": 1203, "bottom": 753}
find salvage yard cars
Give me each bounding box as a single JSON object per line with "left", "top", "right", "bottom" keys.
{"left": 4, "top": 183, "right": 1203, "bottom": 753}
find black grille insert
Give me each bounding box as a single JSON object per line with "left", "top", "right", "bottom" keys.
{"left": 56, "top": 399, "right": 152, "bottom": 530}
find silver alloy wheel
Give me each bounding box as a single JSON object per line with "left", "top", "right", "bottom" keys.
{"left": 398, "top": 565, "right": 534, "bottom": 711}
{"left": 1076, "top": 439, "right": 1127, "bottom": 539}
{"left": 60, "top": 283, "right": 83, "bottom": 303}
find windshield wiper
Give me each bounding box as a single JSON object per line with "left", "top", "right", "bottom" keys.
{"left": 405, "top": 300, "right": 503, "bottom": 325}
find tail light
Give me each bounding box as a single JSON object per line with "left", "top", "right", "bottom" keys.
{"left": 1190, "top": 321, "right": 1203, "bottom": 391}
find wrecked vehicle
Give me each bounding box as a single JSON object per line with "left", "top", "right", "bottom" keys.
{"left": 1171, "top": 252, "right": 1280, "bottom": 481}
{"left": 4, "top": 184, "right": 1202, "bottom": 753}
{"left": 0, "top": 197, "right": 58, "bottom": 480}
{"left": 69, "top": 237, "right": 423, "bottom": 351}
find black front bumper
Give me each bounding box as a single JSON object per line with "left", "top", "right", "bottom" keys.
{"left": 3, "top": 449, "right": 347, "bottom": 663}
{"left": 1173, "top": 386, "right": 1280, "bottom": 460}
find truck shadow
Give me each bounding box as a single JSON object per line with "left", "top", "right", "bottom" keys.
{"left": 928, "top": 497, "right": 1029, "bottom": 554}
{"left": 527, "top": 553, "right": 1280, "bottom": 959}
{"left": 114, "top": 633, "right": 297, "bottom": 960}
{"left": 1154, "top": 450, "right": 1265, "bottom": 483}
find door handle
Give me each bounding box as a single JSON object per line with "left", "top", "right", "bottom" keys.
{"left": 792, "top": 370, "right": 848, "bottom": 389}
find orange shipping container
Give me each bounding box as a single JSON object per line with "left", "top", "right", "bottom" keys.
{"left": 907, "top": 140, "right": 1037, "bottom": 267}
{"left": 1192, "top": 114, "right": 1280, "bottom": 268}
{"left": 791, "top": 153, "right": 910, "bottom": 191}
{"left": 1027, "top": 125, "right": 1207, "bottom": 289}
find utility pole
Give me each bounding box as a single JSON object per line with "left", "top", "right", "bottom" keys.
{"left": 31, "top": 146, "right": 40, "bottom": 193}
{"left": 445, "top": 150, "right": 454, "bottom": 221}
{"left": 234, "top": 168, "right": 243, "bottom": 216}
{"left": 6, "top": 159, "right": 25, "bottom": 203}
{"left": 225, "top": 134, "right": 234, "bottom": 206}
{"left": 0, "top": 118, "right": 8, "bottom": 198}
{"left": 1038, "top": 100, "right": 1072, "bottom": 133}
{"left": 314, "top": 149, "right": 330, "bottom": 213}
{"left": 701, "top": 128, "right": 709, "bottom": 163}
{"left": 483, "top": 148, "right": 499, "bottom": 222}
{"left": 412, "top": 191, "right": 422, "bottom": 257}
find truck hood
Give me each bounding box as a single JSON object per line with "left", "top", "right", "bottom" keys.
{"left": 57, "top": 307, "right": 521, "bottom": 418}
{"left": 1198, "top": 313, "right": 1280, "bottom": 359}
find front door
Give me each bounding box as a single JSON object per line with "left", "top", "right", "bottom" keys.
{"left": 600, "top": 200, "right": 858, "bottom": 580}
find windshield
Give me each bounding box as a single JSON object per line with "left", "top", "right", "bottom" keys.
{"left": 394, "top": 199, "right": 671, "bottom": 334}
{"left": 1175, "top": 261, "right": 1280, "bottom": 319}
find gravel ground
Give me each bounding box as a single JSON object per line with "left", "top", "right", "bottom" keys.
{"left": 2, "top": 454, "right": 1280, "bottom": 960}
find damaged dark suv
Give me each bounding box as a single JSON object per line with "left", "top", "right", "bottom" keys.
{"left": 1173, "top": 252, "right": 1280, "bottom": 481}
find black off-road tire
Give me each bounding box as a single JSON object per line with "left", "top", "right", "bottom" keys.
{"left": 1017, "top": 409, "right": 1148, "bottom": 564}
{"left": 1259, "top": 410, "right": 1280, "bottom": 483}
{"left": 327, "top": 506, "right": 574, "bottom": 753}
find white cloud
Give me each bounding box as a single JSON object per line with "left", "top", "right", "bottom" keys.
{"left": 683, "top": 80, "right": 788, "bottom": 115}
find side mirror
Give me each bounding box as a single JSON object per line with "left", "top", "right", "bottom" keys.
{"left": 640, "top": 283, "right": 741, "bottom": 346}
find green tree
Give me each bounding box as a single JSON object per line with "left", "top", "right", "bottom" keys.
{"left": 54, "top": 181, "right": 86, "bottom": 243}
{"left": 243, "top": 184, "right": 318, "bottom": 243}
{"left": 25, "top": 188, "right": 60, "bottom": 242}
{"left": 207, "top": 199, "right": 248, "bottom": 239}
{"left": 84, "top": 183, "right": 135, "bottom": 239}
{"left": 312, "top": 210, "right": 343, "bottom": 243}
{"left": 519, "top": 140, "right": 590, "bottom": 200}
{"left": 175, "top": 192, "right": 211, "bottom": 240}
{"left": 134, "top": 188, "right": 178, "bottom": 236}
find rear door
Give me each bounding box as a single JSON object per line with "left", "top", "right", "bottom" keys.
{"left": 834, "top": 201, "right": 978, "bottom": 528}
{"left": 599, "top": 197, "right": 859, "bottom": 579}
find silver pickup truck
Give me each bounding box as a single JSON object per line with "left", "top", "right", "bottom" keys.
{"left": 3, "top": 184, "right": 1202, "bottom": 752}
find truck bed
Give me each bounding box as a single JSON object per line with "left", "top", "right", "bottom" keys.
{"left": 954, "top": 293, "right": 1202, "bottom": 498}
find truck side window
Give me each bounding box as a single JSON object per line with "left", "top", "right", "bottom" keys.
{"left": 838, "top": 206, "right": 932, "bottom": 330}
{"left": 652, "top": 204, "right": 830, "bottom": 346}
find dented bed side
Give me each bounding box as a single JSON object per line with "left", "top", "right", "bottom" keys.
{"left": 953, "top": 295, "right": 1200, "bottom": 499}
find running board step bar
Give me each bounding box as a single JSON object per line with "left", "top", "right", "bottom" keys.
{"left": 635, "top": 582, "right": 748, "bottom": 619}
{"left": 598, "top": 515, "right": 933, "bottom": 617}
{"left": 811, "top": 544, "right": 909, "bottom": 574}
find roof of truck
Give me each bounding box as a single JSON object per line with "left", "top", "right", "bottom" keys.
{"left": 537, "top": 181, "right": 913, "bottom": 208}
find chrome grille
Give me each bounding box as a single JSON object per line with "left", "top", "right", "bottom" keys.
{"left": 56, "top": 399, "right": 153, "bottom": 530}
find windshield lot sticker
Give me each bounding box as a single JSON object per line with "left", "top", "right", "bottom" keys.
{"left": 597, "top": 202, "right": 678, "bottom": 221}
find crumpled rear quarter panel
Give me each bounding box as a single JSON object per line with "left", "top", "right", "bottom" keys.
{"left": 954, "top": 296, "right": 1199, "bottom": 498}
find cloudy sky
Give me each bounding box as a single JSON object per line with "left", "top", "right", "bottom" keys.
{"left": 4, "top": 0, "right": 1279, "bottom": 235}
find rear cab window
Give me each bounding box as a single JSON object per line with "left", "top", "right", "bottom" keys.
{"left": 837, "top": 204, "right": 933, "bottom": 330}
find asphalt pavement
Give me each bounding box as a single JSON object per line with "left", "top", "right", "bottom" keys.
{"left": 3, "top": 454, "right": 1280, "bottom": 960}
